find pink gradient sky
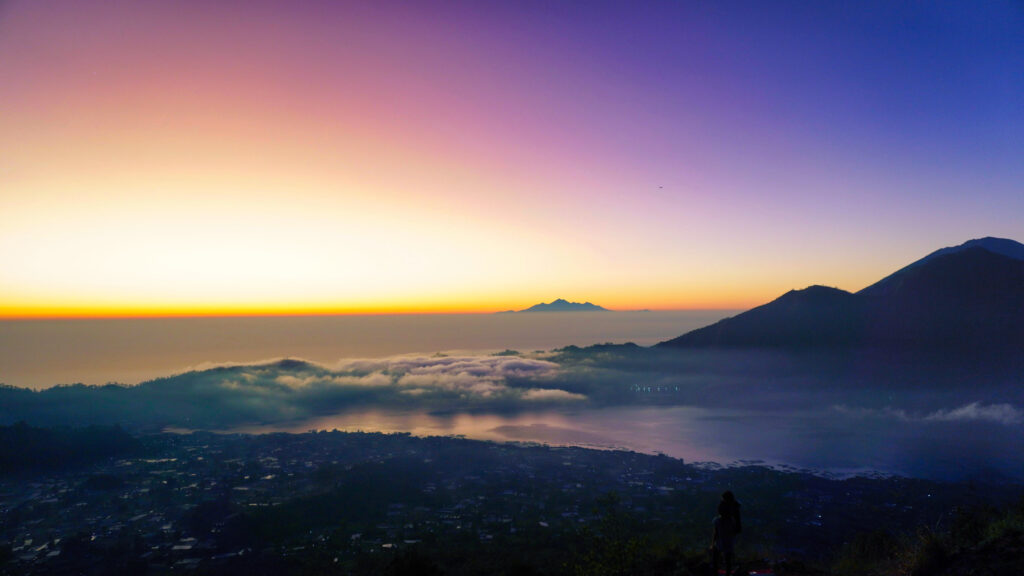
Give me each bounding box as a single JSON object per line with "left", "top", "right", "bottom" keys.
{"left": 1, "top": 1, "right": 1021, "bottom": 316}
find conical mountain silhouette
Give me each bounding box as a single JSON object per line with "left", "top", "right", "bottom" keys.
{"left": 519, "top": 299, "right": 609, "bottom": 312}
{"left": 658, "top": 238, "right": 1024, "bottom": 350}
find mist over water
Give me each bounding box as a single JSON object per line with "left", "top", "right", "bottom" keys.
{"left": 2, "top": 312, "right": 1021, "bottom": 482}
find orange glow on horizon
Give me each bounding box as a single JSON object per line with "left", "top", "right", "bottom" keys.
{"left": 5, "top": 1, "right": 992, "bottom": 321}
{"left": 0, "top": 291, "right": 759, "bottom": 320}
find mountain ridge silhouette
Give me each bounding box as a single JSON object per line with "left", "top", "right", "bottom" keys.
{"left": 658, "top": 237, "right": 1024, "bottom": 350}
{"left": 505, "top": 299, "right": 610, "bottom": 313}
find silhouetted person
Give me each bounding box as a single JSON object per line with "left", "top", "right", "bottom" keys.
{"left": 711, "top": 490, "right": 741, "bottom": 575}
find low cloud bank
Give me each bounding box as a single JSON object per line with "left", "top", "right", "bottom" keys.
{"left": 0, "top": 355, "right": 584, "bottom": 429}
{"left": 2, "top": 346, "right": 1020, "bottom": 437}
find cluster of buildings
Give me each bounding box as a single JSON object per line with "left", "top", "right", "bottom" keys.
{"left": 0, "top": 429, "right": 981, "bottom": 573}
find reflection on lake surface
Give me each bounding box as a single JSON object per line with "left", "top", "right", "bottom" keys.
{"left": 221, "top": 404, "right": 1024, "bottom": 482}
{"left": 223, "top": 408, "right": 733, "bottom": 467}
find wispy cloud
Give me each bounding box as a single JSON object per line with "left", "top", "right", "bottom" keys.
{"left": 833, "top": 402, "right": 1023, "bottom": 426}
{"left": 521, "top": 388, "right": 587, "bottom": 402}
{"left": 923, "top": 402, "right": 1022, "bottom": 425}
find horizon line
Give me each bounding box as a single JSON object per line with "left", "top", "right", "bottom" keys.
{"left": 0, "top": 306, "right": 743, "bottom": 321}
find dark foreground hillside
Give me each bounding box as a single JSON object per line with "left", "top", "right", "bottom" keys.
{"left": 0, "top": 425, "right": 1020, "bottom": 575}
{"left": 0, "top": 422, "right": 140, "bottom": 474}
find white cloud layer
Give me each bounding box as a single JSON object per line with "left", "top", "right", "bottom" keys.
{"left": 152, "top": 355, "right": 584, "bottom": 424}
{"left": 833, "top": 402, "right": 1023, "bottom": 426}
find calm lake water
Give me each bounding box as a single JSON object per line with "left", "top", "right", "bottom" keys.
{"left": 213, "top": 403, "right": 1023, "bottom": 481}
{"left": 0, "top": 311, "right": 733, "bottom": 389}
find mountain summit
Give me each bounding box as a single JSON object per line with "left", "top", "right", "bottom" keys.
{"left": 859, "top": 237, "right": 1024, "bottom": 298}
{"left": 658, "top": 237, "right": 1024, "bottom": 350}
{"left": 516, "top": 299, "right": 609, "bottom": 313}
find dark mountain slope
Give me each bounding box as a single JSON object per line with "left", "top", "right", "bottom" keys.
{"left": 860, "top": 246, "right": 1024, "bottom": 348}
{"left": 659, "top": 285, "right": 865, "bottom": 348}
{"left": 859, "top": 237, "right": 1024, "bottom": 299}
{"left": 658, "top": 238, "right": 1024, "bottom": 350}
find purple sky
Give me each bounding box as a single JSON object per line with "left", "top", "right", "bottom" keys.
{"left": 0, "top": 0, "right": 1021, "bottom": 314}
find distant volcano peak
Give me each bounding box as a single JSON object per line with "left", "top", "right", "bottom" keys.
{"left": 515, "top": 299, "right": 609, "bottom": 313}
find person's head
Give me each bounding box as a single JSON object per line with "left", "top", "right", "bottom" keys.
{"left": 718, "top": 491, "right": 737, "bottom": 517}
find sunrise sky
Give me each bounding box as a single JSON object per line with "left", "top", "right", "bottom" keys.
{"left": 1, "top": 0, "right": 1021, "bottom": 317}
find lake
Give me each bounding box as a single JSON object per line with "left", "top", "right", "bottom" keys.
{"left": 212, "top": 401, "right": 1023, "bottom": 482}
